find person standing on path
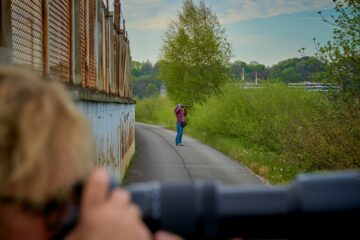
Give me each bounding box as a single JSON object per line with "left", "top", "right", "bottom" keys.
{"left": 174, "top": 104, "right": 188, "bottom": 146}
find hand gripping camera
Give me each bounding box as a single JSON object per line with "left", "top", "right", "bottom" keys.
{"left": 54, "top": 171, "right": 360, "bottom": 240}
{"left": 128, "top": 171, "right": 360, "bottom": 239}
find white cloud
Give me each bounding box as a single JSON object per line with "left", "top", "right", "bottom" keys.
{"left": 119, "top": 0, "right": 182, "bottom": 30}
{"left": 117, "top": 0, "right": 334, "bottom": 30}
{"left": 215, "top": 0, "right": 334, "bottom": 24}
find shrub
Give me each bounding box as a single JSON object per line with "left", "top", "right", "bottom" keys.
{"left": 135, "top": 96, "right": 175, "bottom": 129}
{"left": 190, "top": 84, "right": 327, "bottom": 151}
{"left": 135, "top": 84, "right": 360, "bottom": 183}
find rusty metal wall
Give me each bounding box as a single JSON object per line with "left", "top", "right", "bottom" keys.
{"left": 87, "top": 0, "right": 96, "bottom": 88}
{"left": 109, "top": 14, "right": 115, "bottom": 94}
{"left": 4, "top": 0, "right": 135, "bottom": 178}
{"left": 49, "top": 0, "right": 72, "bottom": 82}
{"left": 126, "top": 45, "right": 131, "bottom": 98}
{"left": 104, "top": 10, "right": 110, "bottom": 93}
{"left": 76, "top": 101, "right": 135, "bottom": 178}
{"left": 10, "top": 0, "right": 43, "bottom": 72}
{"left": 119, "top": 35, "right": 131, "bottom": 99}
{"left": 6, "top": 0, "right": 133, "bottom": 97}
{"left": 125, "top": 44, "right": 131, "bottom": 98}
{"left": 80, "top": 0, "right": 87, "bottom": 87}
{"left": 120, "top": 34, "right": 125, "bottom": 98}
{"left": 96, "top": 0, "right": 104, "bottom": 92}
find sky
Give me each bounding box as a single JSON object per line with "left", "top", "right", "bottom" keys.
{"left": 113, "top": 0, "right": 336, "bottom": 66}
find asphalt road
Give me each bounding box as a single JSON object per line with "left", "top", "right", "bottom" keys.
{"left": 124, "top": 123, "right": 266, "bottom": 186}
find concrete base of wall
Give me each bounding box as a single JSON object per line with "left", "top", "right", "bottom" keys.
{"left": 75, "top": 99, "right": 135, "bottom": 179}
{"left": 121, "top": 141, "right": 135, "bottom": 179}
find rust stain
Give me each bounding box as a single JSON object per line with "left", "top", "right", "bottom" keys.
{"left": 7, "top": 0, "right": 133, "bottom": 97}
{"left": 109, "top": 143, "right": 116, "bottom": 169}
{"left": 7, "top": 1, "right": 136, "bottom": 177}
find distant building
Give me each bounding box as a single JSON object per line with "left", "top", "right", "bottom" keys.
{"left": 288, "top": 82, "right": 340, "bottom": 92}
{"left": 160, "top": 84, "right": 167, "bottom": 97}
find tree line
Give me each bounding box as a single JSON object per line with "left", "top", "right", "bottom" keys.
{"left": 132, "top": 60, "right": 162, "bottom": 99}
{"left": 132, "top": 56, "right": 325, "bottom": 99}
{"left": 229, "top": 57, "right": 324, "bottom": 83}
{"left": 133, "top": 0, "right": 359, "bottom": 104}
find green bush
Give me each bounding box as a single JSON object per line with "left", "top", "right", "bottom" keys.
{"left": 135, "top": 96, "right": 175, "bottom": 129}
{"left": 288, "top": 103, "right": 360, "bottom": 171}
{"left": 135, "top": 84, "right": 360, "bottom": 183}
{"left": 190, "top": 84, "right": 327, "bottom": 152}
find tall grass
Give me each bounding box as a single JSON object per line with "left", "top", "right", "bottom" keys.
{"left": 135, "top": 83, "right": 360, "bottom": 184}
{"left": 287, "top": 102, "right": 360, "bottom": 171}
{"left": 186, "top": 83, "right": 328, "bottom": 182}
{"left": 135, "top": 96, "right": 175, "bottom": 129}
{"left": 190, "top": 84, "right": 327, "bottom": 152}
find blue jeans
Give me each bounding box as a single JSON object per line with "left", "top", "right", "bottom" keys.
{"left": 176, "top": 121, "right": 184, "bottom": 145}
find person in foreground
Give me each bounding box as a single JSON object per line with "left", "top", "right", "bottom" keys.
{"left": 174, "top": 104, "right": 188, "bottom": 146}
{"left": 0, "top": 66, "right": 180, "bottom": 240}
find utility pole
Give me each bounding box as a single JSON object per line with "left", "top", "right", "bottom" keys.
{"left": 255, "top": 72, "right": 258, "bottom": 85}
{"left": 242, "top": 67, "right": 245, "bottom": 81}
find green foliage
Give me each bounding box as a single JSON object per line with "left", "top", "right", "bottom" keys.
{"left": 134, "top": 0, "right": 360, "bottom": 183}
{"left": 230, "top": 60, "right": 268, "bottom": 81}
{"left": 190, "top": 84, "right": 326, "bottom": 152}
{"left": 316, "top": 0, "right": 360, "bottom": 100}
{"left": 132, "top": 61, "right": 142, "bottom": 77}
{"left": 268, "top": 57, "right": 324, "bottom": 83}
{"left": 140, "top": 60, "right": 154, "bottom": 75}
{"left": 230, "top": 60, "right": 247, "bottom": 80}
{"left": 184, "top": 132, "right": 299, "bottom": 184}
{"left": 229, "top": 57, "right": 324, "bottom": 84}
{"left": 136, "top": 84, "right": 360, "bottom": 183}
{"left": 132, "top": 60, "right": 164, "bottom": 99}
{"left": 287, "top": 103, "right": 360, "bottom": 170}
{"left": 145, "top": 83, "right": 159, "bottom": 97}
{"left": 135, "top": 96, "right": 175, "bottom": 128}
{"left": 159, "top": 0, "right": 232, "bottom": 106}
{"left": 191, "top": 84, "right": 359, "bottom": 181}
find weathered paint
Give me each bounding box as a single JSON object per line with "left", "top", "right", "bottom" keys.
{"left": 76, "top": 100, "right": 135, "bottom": 179}
{"left": 1, "top": 0, "right": 135, "bottom": 177}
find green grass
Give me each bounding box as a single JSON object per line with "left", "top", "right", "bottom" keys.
{"left": 185, "top": 131, "right": 300, "bottom": 183}
{"left": 135, "top": 96, "right": 175, "bottom": 130}
{"left": 135, "top": 83, "right": 360, "bottom": 184}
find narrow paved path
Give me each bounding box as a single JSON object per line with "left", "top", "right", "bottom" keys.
{"left": 124, "top": 123, "right": 266, "bottom": 186}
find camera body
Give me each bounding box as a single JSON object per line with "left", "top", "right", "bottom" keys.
{"left": 56, "top": 171, "right": 360, "bottom": 240}
{"left": 128, "top": 171, "right": 360, "bottom": 239}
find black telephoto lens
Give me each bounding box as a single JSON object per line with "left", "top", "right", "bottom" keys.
{"left": 128, "top": 171, "right": 360, "bottom": 240}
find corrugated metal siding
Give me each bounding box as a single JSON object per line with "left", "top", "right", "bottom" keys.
{"left": 6, "top": 0, "right": 133, "bottom": 96}
{"left": 88, "top": 0, "right": 96, "bottom": 88}
{"left": 4, "top": 0, "right": 135, "bottom": 178}
{"left": 76, "top": 101, "right": 135, "bottom": 178}
{"left": 125, "top": 44, "right": 131, "bottom": 98}
{"left": 49, "top": 0, "right": 72, "bottom": 82}
{"left": 104, "top": 13, "right": 110, "bottom": 93}
{"left": 11, "top": 0, "right": 43, "bottom": 72}
{"left": 80, "top": 0, "right": 87, "bottom": 87}
{"left": 109, "top": 15, "right": 115, "bottom": 94}
{"left": 121, "top": 36, "right": 126, "bottom": 98}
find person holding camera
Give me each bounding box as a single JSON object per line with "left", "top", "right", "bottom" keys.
{"left": 0, "top": 67, "right": 180, "bottom": 240}
{"left": 174, "top": 104, "right": 188, "bottom": 146}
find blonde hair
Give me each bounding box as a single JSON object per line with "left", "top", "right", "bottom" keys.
{"left": 0, "top": 66, "right": 94, "bottom": 205}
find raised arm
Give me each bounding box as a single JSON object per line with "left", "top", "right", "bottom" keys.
{"left": 174, "top": 104, "right": 181, "bottom": 113}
